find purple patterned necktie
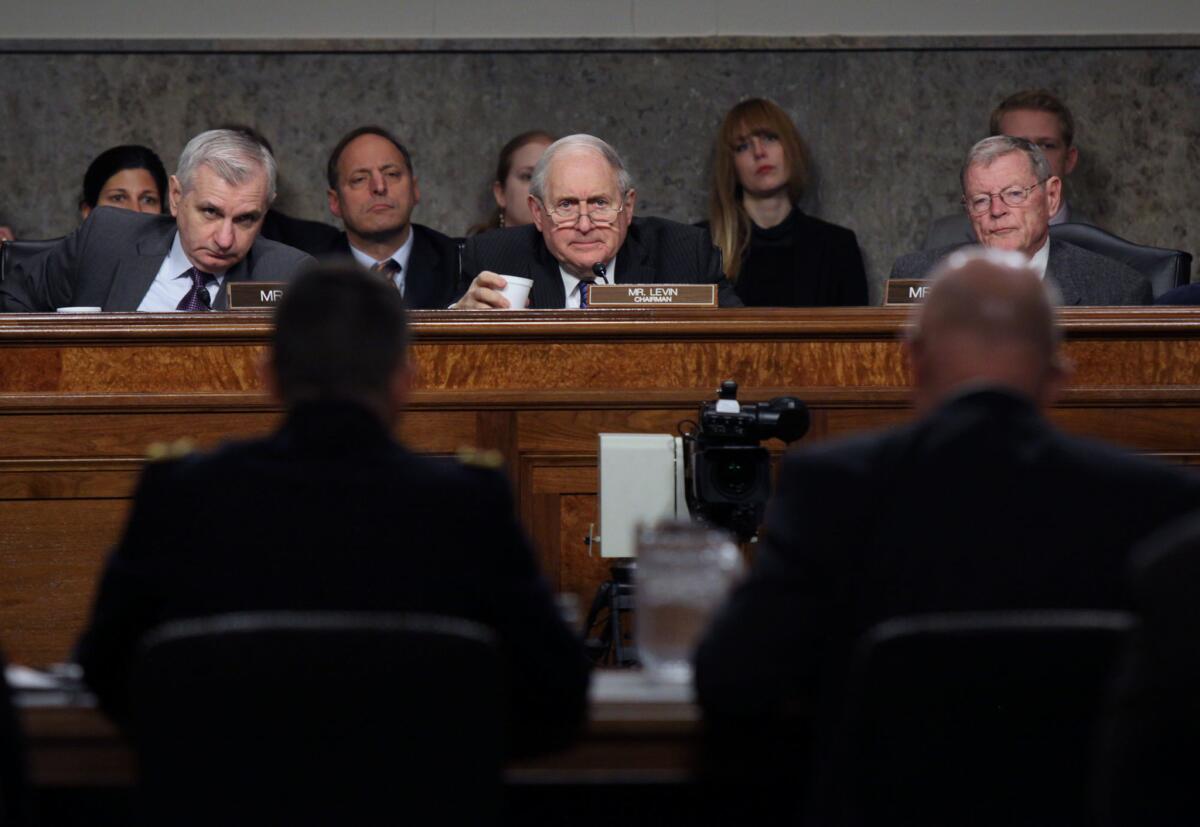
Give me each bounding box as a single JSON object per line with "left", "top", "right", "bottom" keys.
{"left": 176, "top": 268, "right": 215, "bottom": 312}
{"left": 371, "top": 258, "right": 402, "bottom": 290}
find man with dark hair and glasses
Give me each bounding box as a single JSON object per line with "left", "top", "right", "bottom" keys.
{"left": 891, "top": 136, "right": 1149, "bottom": 305}
{"left": 455, "top": 134, "right": 739, "bottom": 308}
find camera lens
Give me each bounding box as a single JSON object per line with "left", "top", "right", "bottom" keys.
{"left": 714, "top": 457, "right": 756, "bottom": 498}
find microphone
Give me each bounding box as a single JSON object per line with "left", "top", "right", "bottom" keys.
{"left": 591, "top": 262, "right": 607, "bottom": 281}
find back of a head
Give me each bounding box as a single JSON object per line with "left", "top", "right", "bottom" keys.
{"left": 272, "top": 263, "right": 408, "bottom": 408}
{"left": 909, "top": 248, "right": 1063, "bottom": 410}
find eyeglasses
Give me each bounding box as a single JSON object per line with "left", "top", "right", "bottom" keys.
{"left": 536, "top": 195, "right": 628, "bottom": 228}
{"left": 962, "top": 181, "right": 1045, "bottom": 216}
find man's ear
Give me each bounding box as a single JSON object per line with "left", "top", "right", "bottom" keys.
{"left": 1043, "top": 176, "right": 1063, "bottom": 218}
{"left": 327, "top": 188, "right": 343, "bottom": 221}
{"left": 624, "top": 188, "right": 637, "bottom": 219}
{"left": 1064, "top": 145, "right": 1079, "bottom": 177}
{"left": 168, "top": 175, "right": 183, "bottom": 218}
{"left": 530, "top": 195, "right": 545, "bottom": 233}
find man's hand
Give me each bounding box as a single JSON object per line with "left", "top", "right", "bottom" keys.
{"left": 454, "top": 271, "right": 522, "bottom": 309}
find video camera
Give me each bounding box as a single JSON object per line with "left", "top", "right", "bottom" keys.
{"left": 683, "top": 380, "right": 810, "bottom": 541}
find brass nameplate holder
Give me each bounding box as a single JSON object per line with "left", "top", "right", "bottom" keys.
{"left": 586, "top": 284, "right": 717, "bottom": 308}
{"left": 227, "top": 282, "right": 287, "bottom": 310}
{"left": 884, "top": 279, "right": 933, "bottom": 305}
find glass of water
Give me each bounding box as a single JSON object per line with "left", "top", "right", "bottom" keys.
{"left": 635, "top": 520, "right": 743, "bottom": 682}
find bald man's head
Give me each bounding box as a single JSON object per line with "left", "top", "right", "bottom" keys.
{"left": 906, "top": 248, "right": 1068, "bottom": 415}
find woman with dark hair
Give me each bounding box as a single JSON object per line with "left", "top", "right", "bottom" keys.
{"left": 469, "top": 130, "right": 554, "bottom": 235}
{"left": 80, "top": 145, "right": 169, "bottom": 219}
{"left": 707, "top": 98, "right": 867, "bottom": 306}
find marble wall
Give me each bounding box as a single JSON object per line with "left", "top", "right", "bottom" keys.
{"left": 1, "top": 41, "right": 1197, "bottom": 302}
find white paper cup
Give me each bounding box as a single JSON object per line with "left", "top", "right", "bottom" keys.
{"left": 497, "top": 275, "right": 533, "bottom": 310}
{"left": 55, "top": 306, "right": 102, "bottom": 313}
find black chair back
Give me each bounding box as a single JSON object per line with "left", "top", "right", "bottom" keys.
{"left": 1050, "top": 223, "right": 1192, "bottom": 298}
{"left": 831, "top": 610, "right": 1134, "bottom": 827}
{"left": 131, "top": 612, "right": 502, "bottom": 827}
{"left": 0, "top": 238, "right": 62, "bottom": 284}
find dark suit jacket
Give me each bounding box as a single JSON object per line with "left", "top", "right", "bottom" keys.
{"left": 890, "top": 238, "right": 1152, "bottom": 305}
{"left": 922, "top": 202, "right": 1093, "bottom": 250}
{"left": 0, "top": 208, "right": 313, "bottom": 312}
{"left": 257, "top": 209, "right": 342, "bottom": 257}
{"left": 324, "top": 224, "right": 461, "bottom": 310}
{"left": 75, "top": 401, "right": 590, "bottom": 756}
{"left": 696, "top": 388, "right": 1200, "bottom": 730}
{"left": 459, "top": 216, "right": 741, "bottom": 308}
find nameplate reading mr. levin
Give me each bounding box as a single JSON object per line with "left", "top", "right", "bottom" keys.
{"left": 884, "top": 279, "right": 933, "bottom": 306}
{"left": 227, "top": 282, "right": 287, "bottom": 310}
{"left": 585, "top": 284, "right": 717, "bottom": 308}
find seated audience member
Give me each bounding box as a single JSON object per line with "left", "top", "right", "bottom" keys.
{"left": 457, "top": 134, "right": 739, "bottom": 309}
{"left": 75, "top": 262, "right": 590, "bottom": 753}
{"left": 325, "top": 126, "right": 460, "bottom": 310}
{"left": 925, "top": 89, "right": 1092, "bottom": 249}
{"left": 224, "top": 125, "right": 342, "bottom": 257}
{"left": 79, "top": 145, "right": 168, "bottom": 219}
{"left": 891, "top": 136, "right": 1150, "bottom": 305}
{"left": 705, "top": 98, "right": 867, "bottom": 306}
{"left": 695, "top": 248, "right": 1200, "bottom": 819}
{"left": 0, "top": 129, "right": 312, "bottom": 312}
{"left": 468, "top": 130, "right": 555, "bottom": 235}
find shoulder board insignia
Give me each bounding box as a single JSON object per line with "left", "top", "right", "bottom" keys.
{"left": 456, "top": 447, "right": 505, "bottom": 469}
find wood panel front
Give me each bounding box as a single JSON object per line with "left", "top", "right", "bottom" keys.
{"left": 3, "top": 308, "right": 1200, "bottom": 665}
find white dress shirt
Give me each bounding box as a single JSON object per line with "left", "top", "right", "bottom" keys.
{"left": 560, "top": 259, "right": 615, "bottom": 309}
{"left": 348, "top": 229, "right": 414, "bottom": 296}
{"left": 137, "top": 233, "right": 226, "bottom": 312}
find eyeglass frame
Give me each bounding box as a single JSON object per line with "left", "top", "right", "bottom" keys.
{"left": 961, "top": 179, "right": 1050, "bottom": 216}
{"left": 533, "top": 192, "right": 632, "bottom": 228}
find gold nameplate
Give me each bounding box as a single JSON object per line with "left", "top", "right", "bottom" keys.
{"left": 586, "top": 284, "right": 717, "bottom": 308}
{"left": 227, "top": 282, "right": 287, "bottom": 310}
{"left": 884, "top": 279, "right": 933, "bottom": 305}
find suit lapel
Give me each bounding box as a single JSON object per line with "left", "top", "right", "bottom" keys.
{"left": 104, "top": 220, "right": 176, "bottom": 311}
{"left": 529, "top": 239, "right": 567, "bottom": 308}
{"left": 403, "top": 227, "right": 439, "bottom": 310}
{"left": 1045, "top": 239, "right": 1084, "bottom": 306}
{"left": 615, "top": 231, "right": 652, "bottom": 283}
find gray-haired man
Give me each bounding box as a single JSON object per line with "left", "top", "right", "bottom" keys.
{"left": 0, "top": 129, "right": 313, "bottom": 312}
{"left": 456, "top": 133, "right": 739, "bottom": 309}
{"left": 891, "top": 135, "right": 1149, "bottom": 306}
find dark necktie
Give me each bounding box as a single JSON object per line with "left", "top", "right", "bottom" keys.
{"left": 372, "top": 259, "right": 402, "bottom": 290}
{"left": 176, "top": 268, "right": 215, "bottom": 312}
{"left": 579, "top": 274, "right": 607, "bottom": 309}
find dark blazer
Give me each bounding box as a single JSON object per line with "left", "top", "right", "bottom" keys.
{"left": 325, "top": 224, "right": 461, "bottom": 310}
{"left": 700, "top": 209, "right": 868, "bottom": 307}
{"left": 75, "top": 401, "right": 590, "bottom": 757}
{"left": 257, "top": 209, "right": 342, "bottom": 258}
{"left": 922, "top": 202, "right": 1093, "bottom": 250}
{"left": 890, "top": 238, "right": 1152, "bottom": 306}
{"left": 459, "top": 216, "right": 741, "bottom": 308}
{"left": 696, "top": 388, "right": 1200, "bottom": 730}
{"left": 0, "top": 208, "right": 312, "bottom": 312}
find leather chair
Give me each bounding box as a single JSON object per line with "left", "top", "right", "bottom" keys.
{"left": 1098, "top": 511, "right": 1200, "bottom": 827}
{"left": 827, "top": 610, "right": 1134, "bottom": 827}
{"left": 0, "top": 238, "right": 62, "bottom": 284}
{"left": 1049, "top": 223, "right": 1192, "bottom": 299}
{"left": 130, "top": 611, "right": 502, "bottom": 827}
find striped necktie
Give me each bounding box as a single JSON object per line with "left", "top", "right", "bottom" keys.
{"left": 372, "top": 258, "right": 402, "bottom": 290}
{"left": 177, "top": 268, "right": 215, "bottom": 312}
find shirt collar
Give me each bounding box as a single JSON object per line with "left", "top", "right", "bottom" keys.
{"left": 348, "top": 228, "right": 415, "bottom": 290}
{"left": 170, "top": 232, "right": 226, "bottom": 285}
{"left": 560, "top": 259, "right": 615, "bottom": 309}
{"left": 1029, "top": 235, "right": 1051, "bottom": 280}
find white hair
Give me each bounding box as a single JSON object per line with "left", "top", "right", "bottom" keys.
{"left": 176, "top": 129, "right": 277, "bottom": 203}
{"left": 960, "top": 135, "right": 1051, "bottom": 193}
{"left": 529, "top": 134, "right": 633, "bottom": 203}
